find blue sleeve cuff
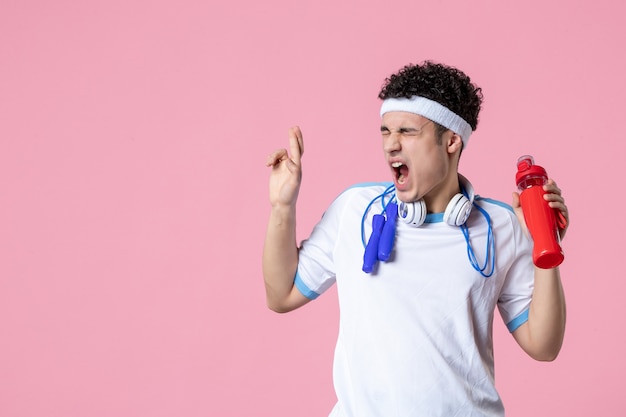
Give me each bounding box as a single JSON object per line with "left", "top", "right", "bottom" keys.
{"left": 506, "top": 308, "right": 529, "bottom": 332}
{"left": 294, "top": 271, "right": 320, "bottom": 300}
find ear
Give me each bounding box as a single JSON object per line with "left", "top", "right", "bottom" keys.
{"left": 446, "top": 133, "right": 463, "bottom": 154}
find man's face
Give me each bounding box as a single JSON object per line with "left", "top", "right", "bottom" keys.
{"left": 381, "top": 111, "right": 455, "bottom": 207}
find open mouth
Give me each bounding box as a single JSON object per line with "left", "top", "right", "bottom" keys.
{"left": 391, "top": 161, "right": 408, "bottom": 184}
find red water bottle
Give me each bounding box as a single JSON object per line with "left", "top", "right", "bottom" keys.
{"left": 515, "top": 155, "right": 564, "bottom": 269}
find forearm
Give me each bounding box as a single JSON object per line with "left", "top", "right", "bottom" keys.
{"left": 263, "top": 204, "right": 302, "bottom": 312}
{"left": 515, "top": 267, "right": 566, "bottom": 361}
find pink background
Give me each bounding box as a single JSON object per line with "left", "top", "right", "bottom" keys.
{"left": 1, "top": 0, "right": 624, "bottom": 416}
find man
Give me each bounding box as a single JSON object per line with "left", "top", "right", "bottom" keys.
{"left": 263, "top": 61, "right": 568, "bottom": 416}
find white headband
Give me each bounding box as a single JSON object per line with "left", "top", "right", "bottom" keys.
{"left": 380, "top": 96, "right": 473, "bottom": 147}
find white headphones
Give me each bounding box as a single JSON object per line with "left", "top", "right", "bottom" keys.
{"left": 397, "top": 175, "right": 475, "bottom": 227}
{"left": 362, "top": 175, "right": 494, "bottom": 277}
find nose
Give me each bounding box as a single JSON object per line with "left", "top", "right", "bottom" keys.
{"left": 383, "top": 131, "right": 401, "bottom": 153}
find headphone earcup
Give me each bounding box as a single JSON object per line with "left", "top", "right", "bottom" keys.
{"left": 398, "top": 199, "right": 426, "bottom": 227}
{"left": 443, "top": 193, "right": 472, "bottom": 226}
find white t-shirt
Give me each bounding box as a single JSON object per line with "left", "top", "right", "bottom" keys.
{"left": 295, "top": 182, "right": 534, "bottom": 417}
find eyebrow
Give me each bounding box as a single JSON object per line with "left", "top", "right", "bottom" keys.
{"left": 380, "top": 126, "right": 421, "bottom": 133}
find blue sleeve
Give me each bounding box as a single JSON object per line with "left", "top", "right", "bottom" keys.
{"left": 294, "top": 271, "right": 321, "bottom": 300}
{"left": 506, "top": 308, "right": 529, "bottom": 332}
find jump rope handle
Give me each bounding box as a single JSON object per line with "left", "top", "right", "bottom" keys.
{"left": 378, "top": 202, "right": 397, "bottom": 262}
{"left": 362, "top": 202, "right": 398, "bottom": 273}
{"left": 362, "top": 214, "right": 385, "bottom": 273}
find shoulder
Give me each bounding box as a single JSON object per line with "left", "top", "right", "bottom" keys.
{"left": 475, "top": 195, "right": 515, "bottom": 220}
{"left": 330, "top": 181, "right": 394, "bottom": 207}
{"left": 341, "top": 181, "right": 395, "bottom": 195}
{"left": 471, "top": 195, "right": 522, "bottom": 238}
{"left": 474, "top": 195, "right": 531, "bottom": 252}
{"left": 320, "top": 181, "right": 394, "bottom": 225}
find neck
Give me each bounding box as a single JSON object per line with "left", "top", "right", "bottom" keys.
{"left": 423, "top": 172, "right": 461, "bottom": 214}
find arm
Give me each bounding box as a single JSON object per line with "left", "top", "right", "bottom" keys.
{"left": 263, "top": 126, "right": 311, "bottom": 313}
{"left": 511, "top": 179, "right": 569, "bottom": 361}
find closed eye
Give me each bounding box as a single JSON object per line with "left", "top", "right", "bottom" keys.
{"left": 398, "top": 127, "right": 420, "bottom": 136}
{"left": 380, "top": 126, "right": 422, "bottom": 137}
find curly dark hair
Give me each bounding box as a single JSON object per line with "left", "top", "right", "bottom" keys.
{"left": 378, "top": 61, "right": 483, "bottom": 132}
